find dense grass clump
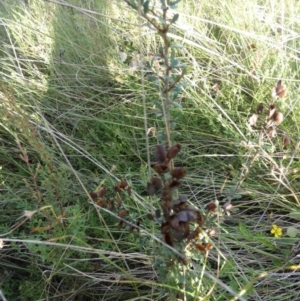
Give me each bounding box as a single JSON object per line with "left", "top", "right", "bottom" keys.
{"left": 0, "top": 0, "right": 300, "bottom": 300}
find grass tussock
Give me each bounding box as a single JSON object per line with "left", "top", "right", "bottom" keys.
{"left": 0, "top": 0, "right": 300, "bottom": 300}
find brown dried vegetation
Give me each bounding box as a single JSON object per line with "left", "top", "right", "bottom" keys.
{"left": 147, "top": 144, "right": 214, "bottom": 264}
{"left": 248, "top": 80, "right": 287, "bottom": 143}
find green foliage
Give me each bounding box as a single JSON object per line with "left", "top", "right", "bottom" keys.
{"left": 125, "top": 0, "right": 187, "bottom": 146}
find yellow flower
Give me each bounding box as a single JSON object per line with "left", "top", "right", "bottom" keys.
{"left": 271, "top": 224, "right": 283, "bottom": 238}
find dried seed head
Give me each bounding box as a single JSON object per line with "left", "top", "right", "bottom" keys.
{"left": 154, "top": 145, "right": 167, "bottom": 163}
{"left": 168, "top": 179, "right": 181, "bottom": 189}
{"left": 115, "top": 194, "right": 122, "bottom": 206}
{"left": 89, "top": 191, "right": 98, "bottom": 201}
{"left": 96, "top": 199, "right": 107, "bottom": 207}
{"left": 147, "top": 177, "right": 162, "bottom": 195}
{"left": 272, "top": 111, "right": 283, "bottom": 125}
{"left": 97, "top": 186, "right": 107, "bottom": 197}
{"left": 119, "top": 209, "right": 127, "bottom": 218}
{"left": 257, "top": 103, "right": 264, "bottom": 114}
{"left": 153, "top": 163, "right": 169, "bottom": 174}
{"left": 167, "top": 144, "right": 181, "bottom": 160}
{"left": 248, "top": 114, "right": 258, "bottom": 126}
{"left": 272, "top": 80, "right": 287, "bottom": 98}
{"left": 170, "top": 167, "right": 187, "bottom": 179}
{"left": 223, "top": 202, "right": 233, "bottom": 211}
{"left": 146, "top": 213, "right": 155, "bottom": 220}
{"left": 195, "top": 243, "right": 206, "bottom": 252}
{"left": 206, "top": 202, "right": 217, "bottom": 212}
{"left": 108, "top": 200, "right": 115, "bottom": 211}
{"left": 164, "top": 232, "right": 173, "bottom": 247}
{"left": 282, "top": 135, "right": 291, "bottom": 148}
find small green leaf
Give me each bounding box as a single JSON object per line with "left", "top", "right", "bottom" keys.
{"left": 173, "top": 111, "right": 183, "bottom": 120}
{"left": 272, "top": 258, "right": 282, "bottom": 267}
{"left": 160, "top": 0, "right": 167, "bottom": 9}
{"left": 280, "top": 248, "right": 291, "bottom": 256}
{"left": 287, "top": 226, "right": 299, "bottom": 238}
{"left": 153, "top": 100, "right": 162, "bottom": 111}
{"left": 288, "top": 211, "right": 300, "bottom": 220}
{"left": 231, "top": 194, "right": 242, "bottom": 200}
{"left": 169, "top": 0, "right": 181, "bottom": 9}
{"left": 171, "top": 43, "right": 184, "bottom": 49}
{"left": 171, "top": 59, "right": 179, "bottom": 67}
{"left": 170, "top": 48, "right": 175, "bottom": 64}
{"left": 171, "top": 102, "right": 182, "bottom": 110}
{"left": 147, "top": 75, "right": 158, "bottom": 82}
{"left": 170, "top": 13, "right": 179, "bottom": 24}
{"left": 170, "top": 131, "right": 180, "bottom": 140}
{"left": 158, "top": 45, "right": 164, "bottom": 55}
{"left": 143, "top": 0, "right": 150, "bottom": 14}
{"left": 145, "top": 60, "right": 152, "bottom": 69}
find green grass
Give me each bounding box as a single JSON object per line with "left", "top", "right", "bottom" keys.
{"left": 1, "top": 0, "right": 300, "bottom": 300}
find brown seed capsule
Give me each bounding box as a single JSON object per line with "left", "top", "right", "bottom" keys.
{"left": 180, "top": 257, "right": 189, "bottom": 266}
{"left": 97, "top": 199, "right": 107, "bottom": 207}
{"left": 118, "top": 180, "right": 128, "bottom": 189}
{"left": 206, "top": 202, "right": 217, "bottom": 212}
{"left": 257, "top": 103, "right": 264, "bottom": 114}
{"left": 167, "top": 144, "right": 181, "bottom": 160}
{"left": 272, "top": 80, "right": 287, "bottom": 98}
{"left": 114, "top": 186, "right": 122, "bottom": 193}
{"left": 119, "top": 209, "right": 127, "bottom": 218}
{"left": 153, "top": 163, "right": 169, "bottom": 174}
{"left": 205, "top": 243, "right": 213, "bottom": 251}
{"left": 118, "top": 221, "right": 124, "bottom": 229}
{"left": 170, "top": 167, "right": 187, "bottom": 179}
{"left": 154, "top": 144, "right": 167, "bottom": 163}
{"left": 282, "top": 135, "right": 290, "bottom": 148}
{"left": 195, "top": 243, "right": 206, "bottom": 252}
{"left": 115, "top": 180, "right": 128, "bottom": 192}
{"left": 187, "top": 226, "right": 201, "bottom": 240}
{"left": 97, "top": 186, "right": 107, "bottom": 197}
{"left": 161, "top": 221, "right": 170, "bottom": 234}
{"left": 107, "top": 200, "right": 115, "bottom": 211}
{"left": 151, "top": 177, "right": 162, "bottom": 192}
{"left": 146, "top": 213, "right": 155, "bottom": 220}
{"left": 164, "top": 232, "right": 173, "bottom": 247}
{"left": 272, "top": 111, "right": 283, "bottom": 125}
{"left": 89, "top": 191, "right": 98, "bottom": 201}
{"left": 115, "top": 194, "right": 122, "bottom": 206}
{"left": 147, "top": 183, "right": 156, "bottom": 196}
{"left": 168, "top": 179, "right": 181, "bottom": 189}
{"left": 155, "top": 209, "right": 161, "bottom": 218}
